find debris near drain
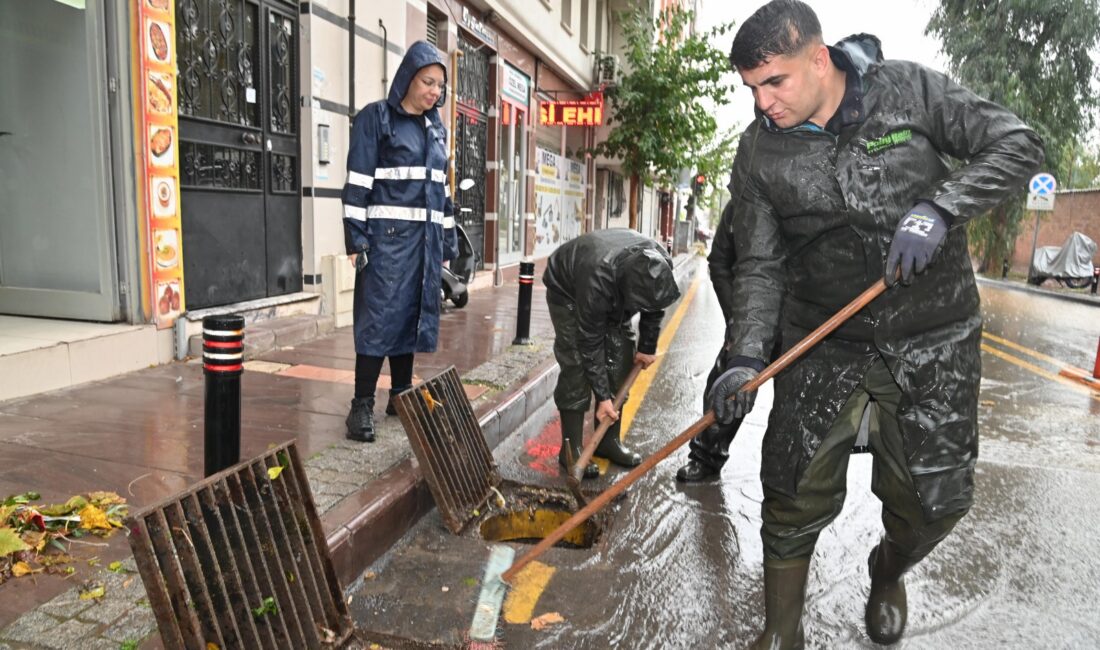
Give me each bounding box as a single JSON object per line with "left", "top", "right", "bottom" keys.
{"left": 0, "top": 490, "right": 129, "bottom": 583}
{"left": 530, "top": 612, "right": 565, "bottom": 631}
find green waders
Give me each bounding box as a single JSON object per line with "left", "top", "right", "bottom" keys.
{"left": 548, "top": 299, "right": 640, "bottom": 475}
{"left": 752, "top": 355, "right": 969, "bottom": 648}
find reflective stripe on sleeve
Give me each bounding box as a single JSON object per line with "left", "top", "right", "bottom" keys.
{"left": 375, "top": 166, "right": 427, "bottom": 181}
{"left": 366, "top": 205, "right": 446, "bottom": 224}
{"left": 344, "top": 205, "right": 367, "bottom": 221}
{"left": 347, "top": 170, "right": 374, "bottom": 188}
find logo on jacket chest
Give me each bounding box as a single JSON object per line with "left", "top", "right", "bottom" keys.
{"left": 865, "top": 128, "right": 912, "bottom": 154}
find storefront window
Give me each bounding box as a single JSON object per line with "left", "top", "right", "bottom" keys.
{"left": 0, "top": 0, "right": 117, "bottom": 319}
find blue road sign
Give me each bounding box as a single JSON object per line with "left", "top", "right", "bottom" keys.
{"left": 1029, "top": 173, "right": 1056, "bottom": 195}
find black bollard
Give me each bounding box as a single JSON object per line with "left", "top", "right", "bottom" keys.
{"left": 203, "top": 314, "right": 244, "bottom": 476}
{"left": 512, "top": 260, "right": 535, "bottom": 346}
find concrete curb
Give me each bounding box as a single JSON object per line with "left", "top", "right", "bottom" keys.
{"left": 976, "top": 275, "right": 1100, "bottom": 307}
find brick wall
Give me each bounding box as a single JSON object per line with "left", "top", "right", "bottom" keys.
{"left": 1009, "top": 188, "right": 1100, "bottom": 273}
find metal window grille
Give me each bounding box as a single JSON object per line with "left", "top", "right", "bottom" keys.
{"left": 424, "top": 13, "right": 437, "bottom": 48}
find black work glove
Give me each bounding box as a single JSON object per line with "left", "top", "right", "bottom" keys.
{"left": 355, "top": 250, "right": 369, "bottom": 272}
{"left": 708, "top": 366, "right": 760, "bottom": 424}
{"left": 885, "top": 202, "right": 949, "bottom": 286}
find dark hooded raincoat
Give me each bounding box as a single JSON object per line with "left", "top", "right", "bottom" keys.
{"left": 342, "top": 41, "right": 458, "bottom": 357}
{"left": 544, "top": 229, "right": 681, "bottom": 410}
{"left": 726, "top": 35, "right": 1043, "bottom": 520}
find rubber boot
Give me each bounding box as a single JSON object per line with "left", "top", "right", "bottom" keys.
{"left": 676, "top": 459, "right": 721, "bottom": 483}
{"left": 558, "top": 410, "right": 599, "bottom": 479}
{"left": 865, "top": 540, "right": 917, "bottom": 645}
{"left": 345, "top": 397, "right": 375, "bottom": 442}
{"left": 747, "top": 557, "right": 810, "bottom": 650}
{"left": 385, "top": 386, "right": 410, "bottom": 416}
{"left": 594, "top": 417, "right": 642, "bottom": 468}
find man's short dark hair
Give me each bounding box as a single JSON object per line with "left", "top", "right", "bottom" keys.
{"left": 729, "top": 0, "right": 822, "bottom": 70}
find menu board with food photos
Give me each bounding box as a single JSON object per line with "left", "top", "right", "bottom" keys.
{"left": 136, "top": 0, "right": 184, "bottom": 328}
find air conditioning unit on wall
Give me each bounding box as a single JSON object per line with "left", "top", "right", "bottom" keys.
{"left": 595, "top": 54, "right": 622, "bottom": 87}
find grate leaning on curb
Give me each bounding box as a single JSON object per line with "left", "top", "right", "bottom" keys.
{"left": 124, "top": 441, "right": 353, "bottom": 649}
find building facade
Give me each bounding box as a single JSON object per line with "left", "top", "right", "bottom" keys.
{"left": 0, "top": 0, "right": 654, "bottom": 338}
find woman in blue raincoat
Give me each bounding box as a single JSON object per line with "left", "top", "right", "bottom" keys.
{"left": 341, "top": 41, "right": 458, "bottom": 442}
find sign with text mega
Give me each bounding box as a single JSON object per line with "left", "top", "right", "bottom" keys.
{"left": 539, "top": 92, "right": 604, "bottom": 126}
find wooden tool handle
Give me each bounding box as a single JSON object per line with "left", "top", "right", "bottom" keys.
{"left": 501, "top": 278, "right": 889, "bottom": 584}
{"left": 570, "top": 362, "right": 644, "bottom": 482}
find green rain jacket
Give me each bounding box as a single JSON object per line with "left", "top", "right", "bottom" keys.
{"left": 726, "top": 35, "right": 1044, "bottom": 520}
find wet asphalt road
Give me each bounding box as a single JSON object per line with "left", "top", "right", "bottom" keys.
{"left": 351, "top": 260, "right": 1100, "bottom": 649}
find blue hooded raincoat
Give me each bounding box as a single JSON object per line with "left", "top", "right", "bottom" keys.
{"left": 342, "top": 41, "right": 458, "bottom": 357}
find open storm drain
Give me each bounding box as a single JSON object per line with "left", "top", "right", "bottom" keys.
{"left": 394, "top": 367, "right": 608, "bottom": 549}
{"left": 478, "top": 485, "right": 606, "bottom": 549}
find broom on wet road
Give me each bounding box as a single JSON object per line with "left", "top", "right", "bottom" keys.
{"left": 501, "top": 276, "right": 891, "bottom": 584}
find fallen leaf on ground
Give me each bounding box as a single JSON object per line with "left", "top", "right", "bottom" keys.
{"left": 530, "top": 612, "right": 565, "bottom": 631}
{"left": 88, "top": 491, "right": 125, "bottom": 506}
{"left": 12, "top": 561, "right": 42, "bottom": 577}
{"left": 267, "top": 465, "right": 285, "bottom": 480}
{"left": 78, "top": 505, "right": 112, "bottom": 531}
{"left": 0, "top": 527, "right": 30, "bottom": 556}
{"left": 108, "top": 561, "right": 124, "bottom": 573}
{"left": 79, "top": 584, "right": 106, "bottom": 600}
{"left": 980, "top": 400, "right": 996, "bottom": 407}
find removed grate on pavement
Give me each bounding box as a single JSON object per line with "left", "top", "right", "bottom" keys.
{"left": 346, "top": 367, "right": 630, "bottom": 649}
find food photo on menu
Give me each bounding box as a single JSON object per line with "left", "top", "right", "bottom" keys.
{"left": 154, "top": 230, "right": 180, "bottom": 270}
{"left": 149, "top": 126, "right": 174, "bottom": 166}
{"left": 147, "top": 72, "right": 173, "bottom": 114}
{"left": 156, "top": 281, "right": 181, "bottom": 317}
{"left": 147, "top": 19, "right": 170, "bottom": 62}
{"left": 151, "top": 177, "right": 176, "bottom": 217}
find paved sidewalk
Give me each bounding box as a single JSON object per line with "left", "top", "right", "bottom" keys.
{"left": 0, "top": 272, "right": 561, "bottom": 649}
{"left": 0, "top": 253, "right": 698, "bottom": 649}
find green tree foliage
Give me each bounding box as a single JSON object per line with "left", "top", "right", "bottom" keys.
{"left": 1060, "top": 142, "right": 1100, "bottom": 188}
{"left": 593, "top": 6, "right": 735, "bottom": 227}
{"left": 927, "top": 0, "right": 1100, "bottom": 272}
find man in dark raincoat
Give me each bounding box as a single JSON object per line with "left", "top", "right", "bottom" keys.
{"left": 543, "top": 229, "right": 681, "bottom": 478}
{"left": 709, "top": 2, "right": 1044, "bottom": 647}
{"left": 675, "top": 200, "right": 749, "bottom": 482}
{"left": 341, "top": 41, "right": 458, "bottom": 442}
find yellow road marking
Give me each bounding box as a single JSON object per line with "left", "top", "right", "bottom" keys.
{"left": 502, "top": 561, "right": 556, "bottom": 625}
{"left": 621, "top": 269, "right": 704, "bottom": 436}
{"left": 981, "top": 331, "right": 1065, "bottom": 366}
{"left": 980, "top": 343, "right": 1100, "bottom": 400}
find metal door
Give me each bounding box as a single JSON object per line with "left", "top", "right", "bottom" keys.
{"left": 454, "top": 111, "right": 487, "bottom": 269}
{"left": 176, "top": 0, "right": 300, "bottom": 309}
{"left": 0, "top": 0, "right": 119, "bottom": 321}
{"left": 453, "top": 34, "right": 488, "bottom": 270}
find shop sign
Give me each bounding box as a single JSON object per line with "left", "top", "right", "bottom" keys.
{"left": 539, "top": 93, "right": 604, "bottom": 126}
{"left": 462, "top": 6, "right": 498, "bottom": 47}
{"left": 502, "top": 63, "right": 529, "bottom": 107}
{"left": 136, "top": 0, "right": 185, "bottom": 328}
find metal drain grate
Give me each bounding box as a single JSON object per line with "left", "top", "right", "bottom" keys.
{"left": 125, "top": 441, "right": 353, "bottom": 650}
{"left": 393, "top": 366, "right": 499, "bottom": 534}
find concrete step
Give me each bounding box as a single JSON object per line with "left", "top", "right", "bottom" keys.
{"left": 174, "top": 291, "right": 326, "bottom": 360}
{"left": 0, "top": 317, "right": 167, "bottom": 402}
{"left": 188, "top": 312, "right": 336, "bottom": 360}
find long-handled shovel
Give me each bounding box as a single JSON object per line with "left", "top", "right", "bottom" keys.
{"left": 501, "top": 277, "right": 890, "bottom": 584}
{"left": 564, "top": 362, "right": 644, "bottom": 507}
